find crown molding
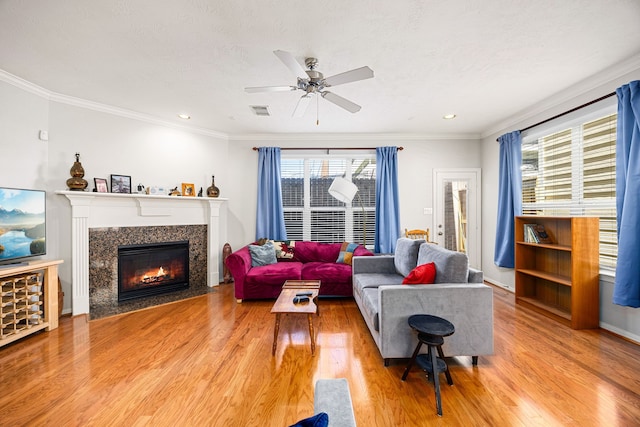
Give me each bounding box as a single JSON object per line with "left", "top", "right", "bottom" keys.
{"left": 0, "top": 69, "right": 52, "bottom": 99}
{"left": 228, "top": 132, "right": 480, "bottom": 142}
{"left": 481, "top": 53, "right": 640, "bottom": 139}
{"left": 18, "top": 61, "right": 632, "bottom": 144}
{"left": 47, "top": 91, "right": 229, "bottom": 139}
{"left": 1, "top": 68, "right": 478, "bottom": 142}
{"left": 0, "top": 69, "right": 228, "bottom": 140}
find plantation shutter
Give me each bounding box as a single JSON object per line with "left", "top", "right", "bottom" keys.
{"left": 309, "top": 159, "right": 348, "bottom": 242}
{"left": 540, "top": 129, "right": 572, "bottom": 204}
{"left": 351, "top": 157, "right": 376, "bottom": 246}
{"left": 281, "top": 159, "right": 304, "bottom": 240}
{"left": 582, "top": 113, "right": 617, "bottom": 269}
{"left": 281, "top": 156, "right": 376, "bottom": 244}
{"left": 521, "top": 108, "right": 617, "bottom": 270}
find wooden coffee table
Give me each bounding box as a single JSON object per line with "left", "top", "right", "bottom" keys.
{"left": 271, "top": 280, "right": 321, "bottom": 355}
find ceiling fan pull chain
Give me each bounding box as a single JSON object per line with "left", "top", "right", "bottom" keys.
{"left": 316, "top": 93, "right": 320, "bottom": 126}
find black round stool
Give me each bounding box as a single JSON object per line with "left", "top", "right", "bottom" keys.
{"left": 401, "top": 314, "right": 455, "bottom": 416}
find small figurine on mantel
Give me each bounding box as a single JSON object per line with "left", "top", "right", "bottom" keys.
{"left": 66, "top": 152, "right": 88, "bottom": 191}
{"left": 197, "top": 187, "right": 203, "bottom": 197}
{"left": 207, "top": 175, "right": 220, "bottom": 197}
{"left": 168, "top": 186, "right": 181, "bottom": 196}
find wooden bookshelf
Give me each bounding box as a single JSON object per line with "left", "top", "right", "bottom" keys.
{"left": 515, "top": 216, "right": 599, "bottom": 329}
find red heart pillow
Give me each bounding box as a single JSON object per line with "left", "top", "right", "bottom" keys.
{"left": 402, "top": 262, "right": 436, "bottom": 285}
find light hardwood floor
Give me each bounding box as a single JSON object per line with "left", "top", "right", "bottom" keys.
{"left": 1, "top": 283, "right": 639, "bottom": 426}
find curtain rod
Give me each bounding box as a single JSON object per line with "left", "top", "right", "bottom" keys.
{"left": 252, "top": 146, "right": 403, "bottom": 151}
{"left": 497, "top": 91, "right": 616, "bottom": 141}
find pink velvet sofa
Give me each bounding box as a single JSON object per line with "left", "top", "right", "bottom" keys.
{"left": 225, "top": 241, "right": 373, "bottom": 302}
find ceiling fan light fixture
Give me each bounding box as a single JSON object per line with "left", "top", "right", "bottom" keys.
{"left": 246, "top": 50, "right": 373, "bottom": 120}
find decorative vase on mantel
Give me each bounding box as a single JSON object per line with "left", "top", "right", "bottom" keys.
{"left": 66, "top": 152, "right": 88, "bottom": 191}
{"left": 206, "top": 175, "right": 220, "bottom": 198}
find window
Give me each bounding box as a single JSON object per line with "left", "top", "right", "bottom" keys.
{"left": 281, "top": 155, "right": 376, "bottom": 245}
{"left": 521, "top": 101, "right": 617, "bottom": 270}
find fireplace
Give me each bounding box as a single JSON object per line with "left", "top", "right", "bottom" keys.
{"left": 60, "top": 192, "right": 226, "bottom": 316}
{"left": 118, "top": 241, "right": 190, "bottom": 302}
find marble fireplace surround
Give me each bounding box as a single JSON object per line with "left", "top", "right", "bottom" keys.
{"left": 58, "top": 191, "right": 227, "bottom": 316}
{"left": 89, "top": 225, "right": 207, "bottom": 319}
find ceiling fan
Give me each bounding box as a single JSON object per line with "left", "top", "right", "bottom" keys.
{"left": 245, "top": 50, "right": 374, "bottom": 118}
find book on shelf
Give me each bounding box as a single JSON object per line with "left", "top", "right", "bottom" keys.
{"left": 523, "top": 223, "right": 553, "bottom": 244}
{"left": 523, "top": 224, "right": 537, "bottom": 243}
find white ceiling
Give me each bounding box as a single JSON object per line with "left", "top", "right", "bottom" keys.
{"left": 1, "top": 0, "right": 640, "bottom": 137}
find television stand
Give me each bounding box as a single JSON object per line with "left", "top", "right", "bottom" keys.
{"left": 0, "top": 261, "right": 30, "bottom": 269}
{"left": 0, "top": 259, "right": 63, "bottom": 347}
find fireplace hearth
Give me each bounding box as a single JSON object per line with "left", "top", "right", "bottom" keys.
{"left": 118, "top": 241, "right": 189, "bottom": 302}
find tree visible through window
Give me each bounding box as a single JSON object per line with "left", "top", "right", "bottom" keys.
{"left": 281, "top": 155, "right": 376, "bottom": 245}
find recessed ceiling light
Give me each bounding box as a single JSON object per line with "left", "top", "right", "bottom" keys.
{"left": 178, "top": 114, "right": 191, "bottom": 120}
{"left": 443, "top": 114, "right": 456, "bottom": 120}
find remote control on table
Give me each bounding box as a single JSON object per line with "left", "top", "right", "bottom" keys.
{"left": 295, "top": 292, "right": 313, "bottom": 297}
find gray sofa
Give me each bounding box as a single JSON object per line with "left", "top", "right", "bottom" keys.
{"left": 352, "top": 238, "right": 494, "bottom": 366}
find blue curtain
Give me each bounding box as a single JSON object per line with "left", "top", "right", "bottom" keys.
{"left": 375, "top": 146, "right": 400, "bottom": 254}
{"left": 256, "top": 147, "right": 287, "bottom": 241}
{"left": 494, "top": 131, "right": 522, "bottom": 268}
{"left": 613, "top": 80, "right": 640, "bottom": 308}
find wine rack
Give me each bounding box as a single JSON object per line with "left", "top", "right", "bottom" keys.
{"left": 0, "top": 273, "right": 43, "bottom": 339}
{"left": 0, "top": 260, "right": 62, "bottom": 347}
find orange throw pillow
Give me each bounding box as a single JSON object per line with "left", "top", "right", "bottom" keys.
{"left": 402, "top": 262, "right": 436, "bottom": 284}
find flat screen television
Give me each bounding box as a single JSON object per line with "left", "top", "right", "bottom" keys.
{"left": 0, "top": 187, "right": 46, "bottom": 265}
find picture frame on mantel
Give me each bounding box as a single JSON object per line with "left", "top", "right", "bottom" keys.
{"left": 111, "top": 174, "right": 131, "bottom": 194}
{"left": 181, "top": 182, "right": 195, "bottom": 197}
{"left": 94, "top": 178, "right": 109, "bottom": 193}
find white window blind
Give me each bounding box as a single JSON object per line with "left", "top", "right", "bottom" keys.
{"left": 521, "top": 104, "right": 617, "bottom": 271}
{"left": 281, "top": 155, "right": 376, "bottom": 245}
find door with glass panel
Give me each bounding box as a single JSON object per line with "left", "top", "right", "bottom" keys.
{"left": 433, "top": 169, "right": 481, "bottom": 269}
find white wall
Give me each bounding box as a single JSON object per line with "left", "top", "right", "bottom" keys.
{"left": 480, "top": 63, "right": 640, "bottom": 341}
{"left": 0, "top": 82, "right": 49, "bottom": 189}
{"left": 48, "top": 103, "right": 229, "bottom": 194}
{"left": 398, "top": 139, "right": 482, "bottom": 234}
{"left": 0, "top": 80, "right": 230, "bottom": 313}
{"left": 225, "top": 136, "right": 481, "bottom": 253}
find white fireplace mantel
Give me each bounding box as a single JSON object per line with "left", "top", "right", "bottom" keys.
{"left": 56, "top": 191, "right": 228, "bottom": 315}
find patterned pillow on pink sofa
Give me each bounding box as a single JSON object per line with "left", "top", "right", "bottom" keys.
{"left": 336, "top": 242, "right": 358, "bottom": 265}
{"left": 269, "top": 240, "right": 296, "bottom": 259}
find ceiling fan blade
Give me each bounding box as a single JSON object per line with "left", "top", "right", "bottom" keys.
{"left": 293, "top": 94, "right": 312, "bottom": 117}
{"left": 245, "top": 85, "right": 296, "bottom": 93}
{"left": 321, "top": 91, "right": 361, "bottom": 113}
{"left": 323, "top": 66, "right": 374, "bottom": 87}
{"left": 274, "top": 50, "right": 308, "bottom": 80}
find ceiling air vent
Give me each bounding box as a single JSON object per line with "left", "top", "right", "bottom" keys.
{"left": 250, "top": 105, "right": 270, "bottom": 116}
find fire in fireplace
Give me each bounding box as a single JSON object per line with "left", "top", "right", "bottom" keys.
{"left": 118, "top": 241, "right": 189, "bottom": 302}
